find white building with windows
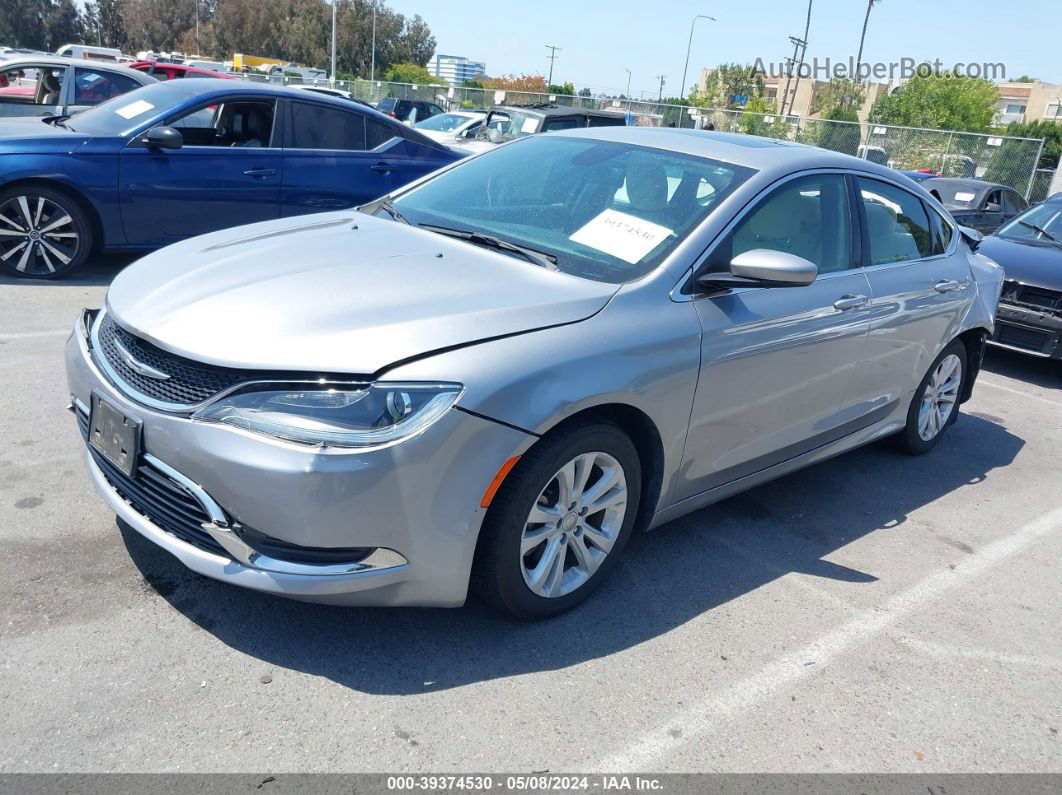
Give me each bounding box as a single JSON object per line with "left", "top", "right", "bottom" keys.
{"left": 430, "top": 54, "right": 486, "bottom": 86}
{"left": 994, "top": 80, "right": 1062, "bottom": 125}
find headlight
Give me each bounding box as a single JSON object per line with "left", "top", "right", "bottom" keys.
{"left": 193, "top": 382, "right": 463, "bottom": 447}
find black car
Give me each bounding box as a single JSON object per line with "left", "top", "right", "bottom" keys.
{"left": 468, "top": 104, "right": 626, "bottom": 149}
{"left": 376, "top": 97, "right": 445, "bottom": 123}
{"left": 925, "top": 178, "right": 1029, "bottom": 234}
{"left": 977, "top": 194, "right": 1062, "bottom": 360}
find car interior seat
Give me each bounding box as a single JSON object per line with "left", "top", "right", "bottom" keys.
{"left": 38, "top": 70, "right": 62, "bottom": 105}
{"left": 864, "top": 201, "right": 920, "bottom": 263}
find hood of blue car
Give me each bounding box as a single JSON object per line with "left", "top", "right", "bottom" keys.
{"left": 979, "top": 235, "right": 1062, "bottom": 291}
{"left": 105, "top": 211, "right": 619, "bottom": 375}
{"left": 0, "top": 118, "right": 91, "bottom": 154}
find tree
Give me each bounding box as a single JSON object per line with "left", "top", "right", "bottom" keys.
{"left": 547, "top": 82, "right": 574, "bottom": 96}
{"left": 462, "top": 78, "right": 485, "bottom": 89}
{"left": 1013, "top": 75, "right": 1036, "bottom": 83}
{"left": 855, "top": 0, "right": 883, "bottom": 81}
{"left": 479, "top": 74, "right": 548, "bottom": 93}
{"left": 383, "top": 61, "right": 440, "bottom": 85}
{"left": 83, "top": 0, "right": 128, "bottom": 49}
{"left": 659, "top": 97, "right": 695, "bottom": 128}
{"left": 692, "top": 63, "right": 765, "bottom": 110}
{"left": 983, "top": 120, "right": 1062, "bottom": 191}
{"left": 578, "top": 87, "right": 592, "bottom": 98}
{"left": 815, "top": 107, "right": 861, "bottom": 155}
{"left": 868, "top": 70, "right": 999, "bottom": 132}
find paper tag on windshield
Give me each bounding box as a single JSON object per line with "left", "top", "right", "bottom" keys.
{"left": 569, "top": 209, "right": 673, "bottom": 264}
{"left": 115, "top": 99, "right": 154, "bottom": 119}
{"left": 954, "top": 191, "right": 977, "bottom": 202}
{"left": 520, "top": 116, "right": 539, "bottom": 134}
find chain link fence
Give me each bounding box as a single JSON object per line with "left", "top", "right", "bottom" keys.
{"left": 252, "top": 74, "right": 1047, "bottom": 200}
{"left": 1027, "top": 169, "right": 1058, "bottom": 205}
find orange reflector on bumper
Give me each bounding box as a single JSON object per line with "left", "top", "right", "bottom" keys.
{"left": 480, "top": 455, "right": 521, "bottom": 508}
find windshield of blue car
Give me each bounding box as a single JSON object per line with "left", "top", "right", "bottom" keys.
{"left": 415, "top": 113, "right": 477, "bottom": 132}
{"left": 387, "top": 135, "right": 756, "bottom": 283}
{"left": 62, "top": 82, "right": 194, "bottom": 135}
{"left": 996, "top": 203, "right": 1062, "bottom": 246}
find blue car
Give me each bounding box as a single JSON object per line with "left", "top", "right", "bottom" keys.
{"left": 0, "top": 79, "right": 463, "bottom": 278}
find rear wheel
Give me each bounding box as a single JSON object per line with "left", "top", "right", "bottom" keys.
{"left": 0, "top": 186, "right": 92, "bottom": 279}
{"left": 473, "top": 422, "right": 641, "bottom": 620}
{"left": 891, "top": 340, "right": 967, "bottom": 455}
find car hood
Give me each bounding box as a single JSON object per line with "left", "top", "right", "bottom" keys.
{"left": 0, "top": 118, "right": 91, "bottom": 153}
{"left": 978, "top": 236, "right": 1062, "bottom": 291}
{"left": 106, "top": 211, "right": 618, "bottom": 375}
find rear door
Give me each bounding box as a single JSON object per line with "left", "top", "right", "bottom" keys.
{"left": 678, "top": 172, "right": 873, "bottom": 501}
{"left": 851, "top": 175, "right": 972, "bottom": 414}
{"left": 119, "top": 98, "right": 282, "bottom": 246}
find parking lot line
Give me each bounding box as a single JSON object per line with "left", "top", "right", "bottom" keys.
{"left": 0, "top": 329, "right": 70, "bottom": 340}
{"left": 979, "top": 378, "right": 1062, "bottom": 407}
{"left": 894, "top": 635, "right": 1062, "bottom": 671}
{"left": 595, "top": 504, "right": 1062, "bottom": 772}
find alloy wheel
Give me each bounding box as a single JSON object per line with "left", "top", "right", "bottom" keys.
{"left": 917, "top": 353, "right": 962, "bottom": 442}
{"left": 520, "top": 451, "right": 628, "bottom": 598}
{"left": 0, "top": 195, "right": 80, "bottom": 276}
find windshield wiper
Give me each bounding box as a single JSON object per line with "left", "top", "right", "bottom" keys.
{"left": 359, "top": 196, "right": 409, "bottom": 224}
{"left": 42, "top": 114, "right": 73, "bottom": 130}
{"left": 1018, "top": 220, "right": 1057, "bottom": 242}
{"left": 419, "top": 224, "right": 558, "bottom": 270}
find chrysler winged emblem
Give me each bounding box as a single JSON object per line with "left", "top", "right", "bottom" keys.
{"left": 113, "top": 338, "right": 171, "bottom": 380}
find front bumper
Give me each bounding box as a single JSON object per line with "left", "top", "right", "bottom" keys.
{"left": 66, "top": 311, "right": 534, "bottom": 606}
{"left": 988, "top": 302, "right": 1062, "bottom": 360}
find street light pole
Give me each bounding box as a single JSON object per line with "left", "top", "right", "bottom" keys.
{"left": 330, "top": 0, "right": 337, "bottom": 86}
{"left": 680, "top": 14, "right": 717, "bottom": 102}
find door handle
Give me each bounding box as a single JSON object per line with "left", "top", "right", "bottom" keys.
{"left": 370, "top": 162, "right": 395, "bottom": 173}
{"left": 934, "top": 279, "right": 961, "bottom": 293}
{"left": 243, "top": 168, "right": 276, "bottom": 177}
{"left": 833, "top": 294, "right": 868, "bottom": 311}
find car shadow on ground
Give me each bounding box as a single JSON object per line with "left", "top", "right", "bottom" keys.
{"left": 121, "top": 412, "right": 1025, "bottom": 695}
{"left": 981, "top": 347, "right": 1061, "bottom": 390}
{"left": 0, "top": 254, "right": 135, "bottom": 288}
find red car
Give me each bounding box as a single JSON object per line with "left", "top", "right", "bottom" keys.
{"left": 128, "top": 61, "right": 239, "bottom": 81}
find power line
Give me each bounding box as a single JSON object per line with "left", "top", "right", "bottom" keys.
{"left": 545, "top": 44, "right": 562, "bottom": 87}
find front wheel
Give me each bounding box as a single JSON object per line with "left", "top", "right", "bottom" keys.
{"left": 473, "top": 422, "right": 641, "bottom": 620}
{"left": 0, "top": 186, "right": 92, "bottom": 279}
{"left": 891, "top": 340, "right": 967, "bottom": 455}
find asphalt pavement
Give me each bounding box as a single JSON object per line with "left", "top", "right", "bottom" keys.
{"left": 1, "top": 256, "right": 1060, "bottom": 773}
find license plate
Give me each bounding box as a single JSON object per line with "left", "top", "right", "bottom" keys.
{"left": 88, "top": 392, "right": 142, "bottom": 477}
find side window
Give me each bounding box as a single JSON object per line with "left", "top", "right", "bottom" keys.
{"left": 1002, "top": 191, "right": 1026, "bottom": 213}
{"left": 73, "top": 68, "right": 141, "bottom": 106}
{"left": 366, "top": 117, "right": 398, "bottom": 149}
{"left": 428, "top": 103, "right": 444, "bottom": 116}
{"left": 167, "top": 100, "right": 275, "bottom": 147}
{"left": 289, "top": 101, "right": 366, "bottom": 150}
{"left": 712, "top": 174, "right": 853, "bottom": 274}
{"left": 0, "top": 65, "right": 66, "bottom": 106}
{"left": 927, "top": 206, "right": 954, "bottom": 256}
{"left": 857, "top": 178, "right": 933, "bottom": 265}
{"left": 984, "top": 190, "right": 1002, "bottom": 211}
{"left": 544, "top": 118, "right": 578, "bottom": 132}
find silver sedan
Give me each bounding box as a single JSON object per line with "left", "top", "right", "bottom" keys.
{"left": 66, "top": 128, "right": 1004, "bottom": 619}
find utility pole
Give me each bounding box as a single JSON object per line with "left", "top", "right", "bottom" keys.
{"left": 787, "top": 0, "right": 814, "bottom": 116}
{"left": 370, "top": 2, "right": 377, "bottom": 83}
{"left": 656, "top": 74, "right": 666, "bottom": 101}
{"left": 545, "top": 45, "right": 561, "bottom": 88}
{"left": 779, "top": 36, "right": 805, "bottom": 117}
{"left": 623, "top": 67, "right": 631, "bottom": 98}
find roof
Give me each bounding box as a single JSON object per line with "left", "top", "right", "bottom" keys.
{"left": 0, "top": 54, "right": 145, "bottom": 76}
{"left": 998, "top": 87, "right": 1031, "bottom": 98}
{"left": 923, "top": 178, "right": 1009, "bottom": 195}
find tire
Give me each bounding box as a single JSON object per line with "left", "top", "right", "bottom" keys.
{"left": 473, "top": 421, "right": 642, "bottom": 620}
{"left": 0, "top": 185, "right": 93, "bottom": 279}
{"left": 890, "top": 340, "right": 967, "bottom": 455}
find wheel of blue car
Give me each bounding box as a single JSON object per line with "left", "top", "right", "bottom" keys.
{"left": 473, "top": 421, "right": 641, "bottom": 620}
{"left": 0, "top": 186, "right": 92, "bottom": 279}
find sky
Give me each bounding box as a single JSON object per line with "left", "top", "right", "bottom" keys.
{"left": 397, "top": 0, "right": 1061, "bottom": 97}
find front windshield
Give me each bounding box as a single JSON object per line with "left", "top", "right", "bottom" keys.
{"left": 477, "top": 110, "right": 540, "bottom": 144}
{"left": 387, "top": 135, "right": 756, "bottom": 283}
{"left": 934, "top": 184, "right": 982, "bottom": 209}
{"left": 415, "top": 112, "right": 474, "bottom": 132}
{"left": 996, "top": 202, "right": 1062, "bottom": 246}
{"left": 62, "top": 82, "right": 192, "bottom": 135}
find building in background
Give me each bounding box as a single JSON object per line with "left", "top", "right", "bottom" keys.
{"left": 994, "top": 80, "right": 1062, "bottom": 125}
{"left": 430, "top": 54, "right": 486, "bottom": 86}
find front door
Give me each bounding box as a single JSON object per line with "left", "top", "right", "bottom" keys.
{"left": 677, "top": 173, "right": 873, "bottom": 501}
{"left": 0, "top": 63, "right": 66, "bottom": 118}
{"left": 119, "top": 99, "right": 282, "bottom": 246}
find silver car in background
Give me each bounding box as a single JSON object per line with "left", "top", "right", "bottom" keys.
{"left": 66, "top": 129, "right": 1003, "bottom": 619}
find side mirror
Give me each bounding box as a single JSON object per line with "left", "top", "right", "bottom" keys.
{"left": 139, "top": 126, "right": 182, "bottom": 151}
{"left": 698, "top": 249, "right": 818, "bottom": 290}
{"left": 958, "top": 225, "right": 983, "bottom": 251}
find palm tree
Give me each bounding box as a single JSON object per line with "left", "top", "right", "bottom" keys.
{"left": 855, "top": 0, "right": 882, "bottom": 82}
